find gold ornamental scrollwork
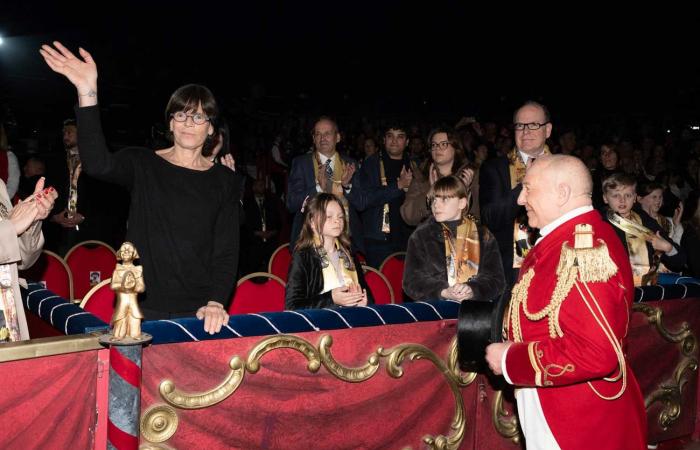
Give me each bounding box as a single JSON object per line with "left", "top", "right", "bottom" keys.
{"left": 159, "top": 356, "right": 246, "bottom": 409}
{"left": 633, "top": 303, "right": 696, "bottom": 353}
{"left": 633, "top": 303, "right": 699, "bottom": 430}
{"left": 142, "top": 334, "right": 469, "bottom": 450}
{"left": 246, "top": 334, "right": 321, "bottom": 373}
{"left": 140, "top": 404, "right": 179, "bottom": 443}
{"left": 378, "top": 343, "right": 466, "bottom": 449}
{"left": 318, "top": 334, "right": 381, "bottom": 382}
{"left": 491, "top": 389, "right": 521, "bottom": 444}
{"left": 446, "top": 337, "right": 477, "bottom": 387}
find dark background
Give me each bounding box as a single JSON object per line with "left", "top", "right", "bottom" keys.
{"left": 1, "top": 2, "right": 699, "bottom": 149}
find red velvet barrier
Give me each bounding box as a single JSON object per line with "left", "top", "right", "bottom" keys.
{"left": 139, "top": 300, "right": 700, "bottom": 449}
{"left": 140, "top": 320, "right": 468, "bottom": 449}
{"left": 627, "top": 301, "right": 700, "bottom": 444}
{"left": 2, "top": 299, "right": 699, "bottom": 449}
{"left": 0, "top": 351, "right": 100, "bottom": 449}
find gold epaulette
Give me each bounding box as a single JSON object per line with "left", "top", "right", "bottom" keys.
{"left": 556, "top": 224, "right": 618, "bottom": 283}
{"left": 465, "top": 214, "right": 480, "bottom": 225}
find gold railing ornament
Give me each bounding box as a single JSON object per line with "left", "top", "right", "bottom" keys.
{"left": 100, "top": 242, "right": 151, "bottom": 345}
{"left": 633, "top": 303, "right": 699, "bottom": 430}
{"left": 141, "top": 334, "right": 475, "bottom": 449}
{"left": 140, "top": 404, "right": 179, "bottom": 444}
{"left": 491, "top": 390, "right": 521, "bottom": 444}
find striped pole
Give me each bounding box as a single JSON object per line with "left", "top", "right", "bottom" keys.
{"left": 107, "top": 345, "right": 142, "bottom": 449}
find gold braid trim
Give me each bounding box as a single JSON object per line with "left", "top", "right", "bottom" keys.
{"left": 510, "top": 224, "right": 619, "bottom": 341}
{"left": 509, "top": 268, "right": 534, "bottom": 343}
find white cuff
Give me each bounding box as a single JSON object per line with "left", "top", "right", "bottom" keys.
{"left": 665, "top": 247, "right": 678, "bottom": 257}
{"left": 315, "top": 183, "right": 322, "bottom": 193}
{"left": 501, "top": 345, "right": 513, "bottom": 384}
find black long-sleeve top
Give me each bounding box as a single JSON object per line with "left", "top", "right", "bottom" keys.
{"left": 76, "top": 105, "right": 239, "bottom": 315}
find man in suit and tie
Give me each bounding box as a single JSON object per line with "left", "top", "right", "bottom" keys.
{"left": 479, "top": 101, "right": 553, "bottom": 285}
{"left": 242, "top": 178, "right": 282, "bottom": 274}
{"left": 286, "top": 116, "right": 363, "bottom": 252}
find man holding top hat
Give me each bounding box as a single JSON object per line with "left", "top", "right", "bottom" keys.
{"left": 485, "top": 155, "right": 646, "bottom": 449}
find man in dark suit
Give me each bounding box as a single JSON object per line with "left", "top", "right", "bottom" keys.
{"left": 286, "top": 116, "right": 363, "bottom": 252}
{"left": 479, "top": 101, "right": 553, "bottom": 285}
{"left": 355, "top": 122, "right": 414, "bottom": 268}
{"left": 241, "top": 178, "right": 282, "bottom": 274}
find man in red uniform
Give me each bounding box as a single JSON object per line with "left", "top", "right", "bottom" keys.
{"left": 485, "top": 155, "right": 646, "bottom": 449}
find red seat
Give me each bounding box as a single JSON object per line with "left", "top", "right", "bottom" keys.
{"left": 379, "top": 252, "right": 406, "bottom": 304}
{"left": 80, "top": 279, "right": 114, "bottom": 324}
{"left": 20, "top": 250, "right": 73, "bottom": 301}
{"left": 268, "top": 243, "right": 292, "bottom": 282}
{"left": 65, "top": 241, "right": 117, "bottom": 300}
{"left": 362, "top": 265, "right": 394, "bottom": 304}
{"left": 229, "top": 272, "right": 286, "bottom": 315}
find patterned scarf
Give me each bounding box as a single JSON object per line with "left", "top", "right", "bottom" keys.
{"left": 509, "top": 146, "right": 550, "bottom": 268}
{"left": 314, "top": 234, "right": 360, "bottom": 294}
{"left": 441, "top": 217, "right": 480, "bottom": 286}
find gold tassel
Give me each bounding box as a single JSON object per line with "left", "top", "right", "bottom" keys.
{"left": 557, "top": 224, "right": 618, "bottom": 283}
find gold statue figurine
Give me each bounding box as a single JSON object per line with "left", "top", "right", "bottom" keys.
{"left": 111, "top": 242, "right": 145, "bottom": 340}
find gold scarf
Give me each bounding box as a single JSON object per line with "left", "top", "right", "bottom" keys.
{"left": 379, "top": 158, "right": 416, "bottom": 234}
{"left": 312, "top": 152, "right": 345, "bottom": 197}
{"left": 608, "top": 211, "right": 655, "bottom": 285}
{"left": 314, "top": 235, "right": 360, "bottom": 293}
{"left": 442, "top": 217, "right": 480, "bottom": 286}
{"left": 312, "top": 152, "right": 351, "bottom": 234}
{"left": 509, "top": 145, "right": 550, "bottom": 268}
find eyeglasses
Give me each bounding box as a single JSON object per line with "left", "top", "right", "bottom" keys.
{"left": 430, "top": 141, "right": 451, "bottom": 150}
{"left": 171, "top": 111, "right": 211, "bottom": 125}
{"left": 513, "top": 122, "right": 549, "bottom": 131}
{"left": 313, "top": 131, "right": 337, "bottom": 139}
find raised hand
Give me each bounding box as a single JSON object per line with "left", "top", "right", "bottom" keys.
{"left": 673, "top": 202, "right": 684, "bottom": 226}
{"left": 9, "top": 200, "right": 39, "bottom": 236}
{"left": 39, "top": 42, "right": 98, "bottom": 105}
{"left": 341, "top": 162, "right": 356, "bottom": 188}
{"left": 220, "top": 154, "right": 236, "bottom": 172}
{"left": 397, "top": 165, "right": 413, "bottom": 190}
{"left": 459, "top": 167, "right": 474, "bottom": 188}
{"left": 649, "top": 231, "right": 673, "bottom": 253}
{"left": 428, "top": 163, "right": 439, "bottom": 186}
{"left": 317, "top": 162, "right": 328, "bottom": 192}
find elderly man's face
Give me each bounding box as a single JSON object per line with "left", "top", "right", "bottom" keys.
{"left": 312, "top": 120, "right": 340, "bottom": 156}
{"left": 517, "top": 162, "right": 560, "bottom": 229}
{"left": 514, "top": 105, "right": 552, "bottom": 157}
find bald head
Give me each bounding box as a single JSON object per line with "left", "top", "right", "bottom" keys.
{"left": 534, "top": 154, "right": 593, "bottom": 200}
{"left": 518, "top": 154, "right": 593, "bottom": 229}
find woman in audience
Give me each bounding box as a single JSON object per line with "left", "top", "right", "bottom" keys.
{"left": 400, "top": 127, "right": 473, "bottom": 226}
{"left": 637, "top": 180, "right": 683, "bottom": 245}
{"left": 403, "top": 175, "right": 504, "bottom": 302}
{"left": 285, "top": 193, "right": 373, "bottom": 310}
{"left": 681, "top": 190, "right": 700, "bottom": 277}
{"left": 40, "top": 42, "right": 238, "bottom": 334}
{"left": 0, "top": 176, "right": 57, "bottom": 342}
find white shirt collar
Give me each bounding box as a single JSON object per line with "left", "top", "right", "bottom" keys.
{"left": 537, "top": 205, "right": 594, "bottom": 244}
{"left": 518, "top": 149, "right": 545, "bottom": 166}
{"left": 317, "top": 152, "right": 336, "bottom": 164}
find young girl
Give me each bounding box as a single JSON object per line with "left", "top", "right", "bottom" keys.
{"left": 637, "top": 180, "right": 683, "bottom": 245}
{"left": 403, "top": 175, "right": 504, "bottom": 301}
{"left": 285, "top": 193, "right": 373, "bottom": 310}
